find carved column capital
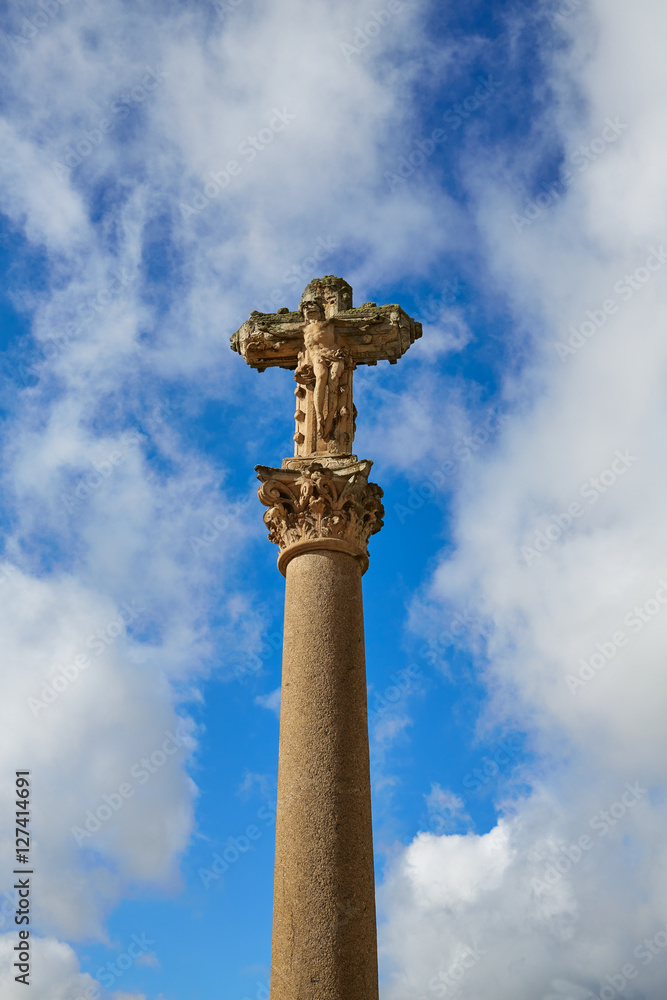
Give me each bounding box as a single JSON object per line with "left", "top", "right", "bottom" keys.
{"left": 256, "top": 460, "right": 384, "bottom": 576}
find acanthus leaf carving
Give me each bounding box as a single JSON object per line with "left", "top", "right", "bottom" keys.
{"left": 256, "top": 462, "right": 384, "bottom": 558}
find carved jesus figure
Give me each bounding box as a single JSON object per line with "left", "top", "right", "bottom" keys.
{"left": 295, "top": 300, "right": 348, "bottom": 441}
{"left": 230, "top": 275, "right": 423, "bottom": 461}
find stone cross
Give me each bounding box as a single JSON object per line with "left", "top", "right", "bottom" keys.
{"left": 231, "top": 274, "right": 421, "bottom": 463}
{"left": 231, "top": 276, "right": 421, "bottom": 1000}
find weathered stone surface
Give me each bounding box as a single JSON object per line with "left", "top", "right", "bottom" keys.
{"left": 256, "top": 460, "right": 384, "bottom": 576}
{"left": 230, "top": 276, "right": 421, "bottom": 1000}
{"left": 271, "top": 548, "right": 378, "bottom": 1000}
{"left": 231, "top": 276, "right": 422, "bottom": 459}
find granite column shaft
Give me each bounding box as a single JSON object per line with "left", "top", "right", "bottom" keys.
{"left": 270, "top": 547, "right": 378, "bottom": 999}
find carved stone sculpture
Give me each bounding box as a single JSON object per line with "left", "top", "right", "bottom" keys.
{"left": 230, "top": 276, "right": 422, "bottom": 1000}
{"left": 256, "top": 461, "right": 384, "bottom": 575}
{"left": 231, "top": 275, "right": 422, "bottom": 461}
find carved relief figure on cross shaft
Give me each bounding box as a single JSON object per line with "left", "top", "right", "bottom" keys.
{"left": 230, "top": 274, "right": 423, "bottom": 465}
{"left": 296, "top": 299, "right": 348, "bottom": 441}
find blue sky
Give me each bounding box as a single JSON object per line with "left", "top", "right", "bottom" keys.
{"left": 1, "top": 1, "right": 667, "bottom": 999}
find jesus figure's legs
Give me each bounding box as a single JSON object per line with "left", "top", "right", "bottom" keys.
{"left": 324, "top": 360, "right": 345, "bottom": 439}
{"left": 312, "top": 360, "right": 329, "bottom": 439}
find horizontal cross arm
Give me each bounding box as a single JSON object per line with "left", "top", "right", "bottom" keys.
{"left": 231, "top": 311, "right": 303, "bottom": 371}
{"left": 334, "top": 304, "right": 422, "bottom": 365}
{"left": 230, "top": 303, "right": 422, "bottom": 371}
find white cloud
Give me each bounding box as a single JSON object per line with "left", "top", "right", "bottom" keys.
{"left": 425, "top": 784, "right": 472, "bottom": 834}
{"left": 255, "top": 686, "right": 281, "bottom": 717}
{"left": 4, "top": 0, "right": 664, "bottom": 995}
{"left": 380, "top": 1, "right": 667, "bottom": 996}
{"left": 0, "top": 0, "right": 467, "bottom": 978}
{"left": 135, "top": 950, "right": 160, "bottom": 968}
{"left": 373, "top": 714, "right": 413, "bottom": 749}
{"left": 0, "top": 934, "right": 127, "bottom": 1000}
{"left": 0, "top": 567, "right": 199, "bottom": 940}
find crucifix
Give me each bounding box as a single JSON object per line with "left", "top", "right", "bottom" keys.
{"left": 231, "top": 276, "right": 422, "bottom": 1000}
{"left": 231, "top": 274, "right": 421, "bottom": 464}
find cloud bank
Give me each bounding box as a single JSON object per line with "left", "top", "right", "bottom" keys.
{"left": 379, "top": 2, "right": 667, "bottom": 998}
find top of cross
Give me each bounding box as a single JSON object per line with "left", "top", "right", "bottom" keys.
{"left": 231, "top": 276, "right": 422, "bottom": 462}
